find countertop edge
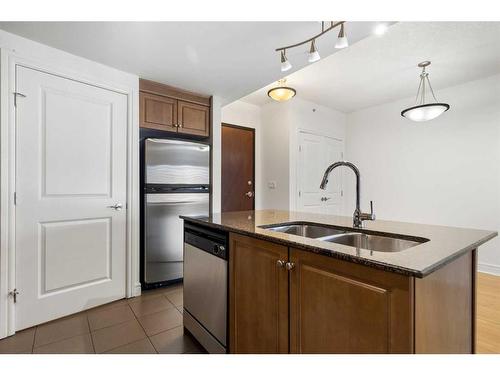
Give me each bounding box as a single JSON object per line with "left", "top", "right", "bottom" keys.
{"left": 180, "top": 216, "right": 494, "bottom": 278}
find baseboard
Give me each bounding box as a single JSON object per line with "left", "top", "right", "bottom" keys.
{"left": 133, "top": 282, "right": 142, "bottom": 297}
{"left": 478, "top": 262, "right": 500, "bottom": 276}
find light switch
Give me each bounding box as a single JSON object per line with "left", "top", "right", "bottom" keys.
{"left": 268, "top": 181, "right": 277, "bottom": 189}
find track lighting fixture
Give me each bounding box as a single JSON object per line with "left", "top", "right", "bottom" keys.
{"left": 308, "top": 40, "right": 321, "bottom": 63}
{"left": 275, "top": 21, "right": 346, "bottom": 71}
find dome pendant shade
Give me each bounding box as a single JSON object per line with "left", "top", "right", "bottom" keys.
{"left": 268, "top": 79, "right": 296, "bottom": 102}
{"left": 401, "top": 61, "right": 450, "bottom": 122}
{"left": 401, "top": 103, "right": 450, "bottom": 122}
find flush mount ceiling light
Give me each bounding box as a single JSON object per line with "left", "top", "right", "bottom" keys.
{"left": 267, "top": 79, "right": 296, "bottom": 102}
{"left": 401, "top": 61, "right": 450, "bottom": 122}
{"left": 275, "top": 21, "right": 347, "bottom": 71}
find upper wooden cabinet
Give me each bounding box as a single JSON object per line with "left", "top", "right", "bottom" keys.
{"left": 140, "top": 92, "right": 177, "bottom": 132}
{"left": 139, "top": 79, "right": 210, "bottom": 138}
{"left": 229, "top": 233, "right": 289, "bottom": 353}
{"left": 177, "top": 101, "right": 210, "bottom": 136}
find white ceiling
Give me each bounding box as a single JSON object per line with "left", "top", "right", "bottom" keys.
{"left": 0, "top": 21, "right": 384, "bottom": 104}
{"left": 242, "top": 22, "right": 500, "bottom": 112}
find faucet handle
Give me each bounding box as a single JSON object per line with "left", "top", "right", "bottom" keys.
{"left": 369, "top": 200, "right": 376, "bottom": 220}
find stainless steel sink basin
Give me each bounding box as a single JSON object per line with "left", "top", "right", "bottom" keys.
{"left": 318, "top": 232, "right": 421, "bottom": 252}
{"left": 259, "top": 222, "right": 427, "bottom": 253}
{"left": 260, "top": 223, "right": 346, "bottom": 239}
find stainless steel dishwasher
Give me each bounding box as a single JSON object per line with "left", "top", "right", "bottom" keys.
{"left": 183, "top": 222, "right": 228, "bottom": 354}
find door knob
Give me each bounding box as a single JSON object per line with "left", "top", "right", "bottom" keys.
{"left": 285, "top": 262, "right": 295, "bottom": 271}
{"left": 107, "top": 203, "right": 123, "bottom": 211}
{"left": 276, "top": 260, "right": 286, "bottom": 268}
{"left": 245, "top": 191, "right": 254, "bottom": 198}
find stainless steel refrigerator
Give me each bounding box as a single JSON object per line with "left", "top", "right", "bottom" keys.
{"left": 143, "top": 138, "right": 210, "bottom": 285}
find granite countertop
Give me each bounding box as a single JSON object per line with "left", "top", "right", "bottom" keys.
{"left": 181, "top": 210, "right": 497, "bottom": 278}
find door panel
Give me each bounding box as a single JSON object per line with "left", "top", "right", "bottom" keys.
{"left": 289, "top": 248, "right": 413, "bottom": 353}
{"left": 177, "top": 100, "right": 209, "bottom": 136}
{"left": 229, "top": 234, "right": 288, "bottom": 353}
{"left": 140, "top": 92, "right": 177, "bottom": 132}
{"left": 297, "top": 131, "right": 343, "bottom": 214}
{"left": 144, "top": 193, "right": 209, "bottom": 283}
{"left": 15, "top": 66, "right": 128, "bottom": 330}
{"left": 221, "top": 125, "right": 254, "bottom": 212}
{"left": 145, "top": 138, "right": 210, "bottom": 185}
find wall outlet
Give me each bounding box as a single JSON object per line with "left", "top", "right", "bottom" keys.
{"left": 268, "top": 181, "right": 277, "bottom": 189}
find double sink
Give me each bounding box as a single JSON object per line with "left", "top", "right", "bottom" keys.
{"left": 259, "top": 222, "right": 427, "bottom": 253}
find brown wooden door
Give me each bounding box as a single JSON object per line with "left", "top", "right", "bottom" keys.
{"left": 140, "top": 92, "right": 177, "bottom": 132}
{"left": 177, "top": 100, "right": 210, "bottom": 136}
{"left": 221, "top": 124, "right": 254, "bottom": 212}
{"left": 289, "top": 248, "right": 413, "bottom": 354}
{"left": 229, "top": 233, "right": 289, "bottom": 353}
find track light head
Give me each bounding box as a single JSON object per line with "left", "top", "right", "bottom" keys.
{"left": 280, "top": 50, "right": 292, "bottom": 72}
{"left": 335, "top": 24, "right": 348, "bottom": 49}
{"left": 308, "top": 40, "right": 321, "bottom": 63}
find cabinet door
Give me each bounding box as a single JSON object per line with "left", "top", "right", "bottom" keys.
{"left": 289, "top": 248, "right": 413, "bottom": 353}
{"left": 177, "top": 100, "right": 210, "bottom": 137}
{"left": 140, "top": 92, "right": 177, "bottom": 131}
{"left": 229, "top": 233, "right": 289, "bottom": 353}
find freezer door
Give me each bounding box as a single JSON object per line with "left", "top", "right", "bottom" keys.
{"left": 145, "top": 193, "right": 209, "bottom": 284}
{"left": 145, "top": 138, "right": 210, "bottom": 185}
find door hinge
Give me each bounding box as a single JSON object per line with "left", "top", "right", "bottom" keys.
{"left": 9, "top": 289, "right": 19, "bottom": 303}
{"left": 13, "top": 192, "right": 17, "bottom": 205}
{"left": 341, "top": 190, "right": 344, "bottom": 197}
{"left": 13, "top": 92, "right": 27, "bottom": 107}
{"left": 298, "top": 190, "right": 301, "bottom": 197}
{"left": 298, "top": 145, "right": 302, "bottom": 152}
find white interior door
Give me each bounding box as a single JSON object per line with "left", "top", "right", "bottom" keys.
{"left": 15, "top": 65, "right": 128, "bottom": 330}
{"left": 297, "top": 131, "right": 343, "bottom": 215}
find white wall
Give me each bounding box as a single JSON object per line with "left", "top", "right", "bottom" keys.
{"left": 345, "top": 74, "right": 500, "bottom": 274}
{"left": 258, "top": 97, "right": 347, "bottom": 210}
{"left": 221, "top": 100, "right": 263, "bottom": 209}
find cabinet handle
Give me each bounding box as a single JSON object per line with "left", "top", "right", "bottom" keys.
{"left": 178, "top": 123, "right": 182, "bottom": 128}
{"left": 285, "top": 262, "right": 295, "bottom": 271}
{"left": 276, "top": 260, "right": 285, "bottom": 268}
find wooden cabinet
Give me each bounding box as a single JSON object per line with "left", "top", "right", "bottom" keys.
{"left": 139, "top": 79, "right": 210, "bottom": 137}
{"left": 177, "top": 101, "right": 210, "bottom": 136}
{"left": 289, "top": 248, "right": 413, "bottom": 353}
{"left": 229, "top": 233, "right": 289, "bottom": 353}
{"left": 140, "top": 92, "right": 177, "bottom": 132}
{"left": 228, "top": 233, "right": 413, "bottom": 354}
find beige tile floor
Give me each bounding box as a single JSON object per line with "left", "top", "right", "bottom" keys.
{"left": 0, "top": 282, "right": 206, "bottom": 354}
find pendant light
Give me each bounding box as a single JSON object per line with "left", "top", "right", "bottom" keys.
{"left": 308, "top": 40, "right": 321, "bottom": 63}
{"left": 335, "top": 23, "right": 348, "bottom": 49}
{"left": 401, "top": 61, "right": 450, "bottom": 122}
{"left": 280, "top": 50, "right": 292, "bottom": 72}
{"left": 267, "top": 79, "right": 296, "bottom": 102}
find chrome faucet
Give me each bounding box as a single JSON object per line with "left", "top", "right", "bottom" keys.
{"left": 320, "top": 161, "right": 375, "bottom": 228}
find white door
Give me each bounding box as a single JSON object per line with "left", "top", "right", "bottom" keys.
{"left": 297, "top": 131, "right": 343, "bottom": 215}
{"left": 15, "top": 66, "right": 128, "bottom": 330}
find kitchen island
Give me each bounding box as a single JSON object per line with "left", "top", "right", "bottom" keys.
{"left": 181, "top": 210, "right": 497, "bottom": 354}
